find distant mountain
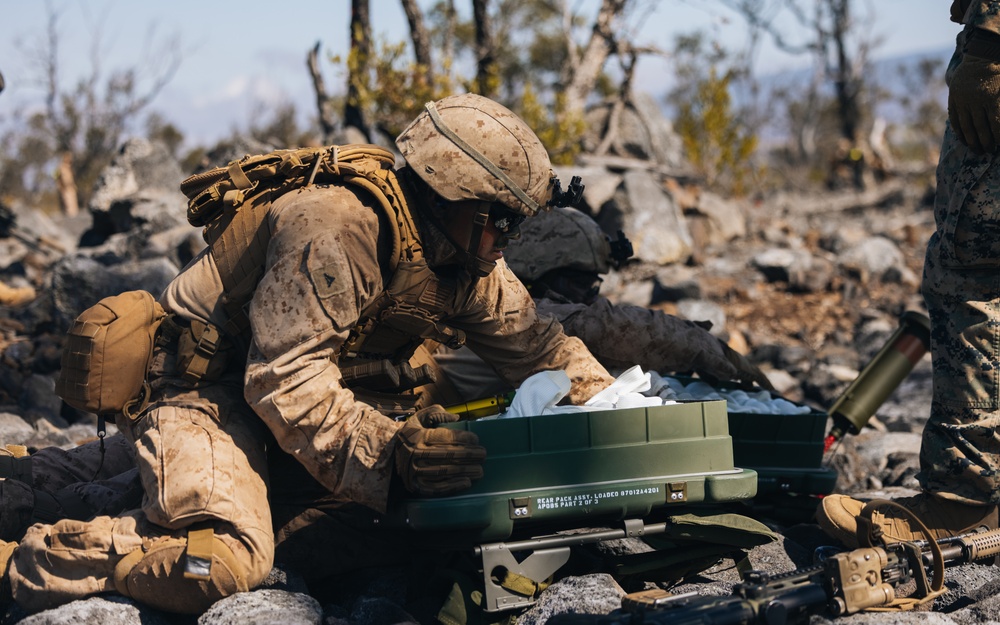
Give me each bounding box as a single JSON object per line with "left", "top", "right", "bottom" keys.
{"left": 869, "top": 45, "right": 953, "bottom": 121}
{"left": 655, "top": 44, "right": 954, "bottom": 148}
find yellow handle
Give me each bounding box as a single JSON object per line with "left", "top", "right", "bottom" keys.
{"left": 444, "top": 392, "right": 515, "bottom": 419}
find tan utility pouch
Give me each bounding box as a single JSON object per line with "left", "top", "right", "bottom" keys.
{"left": 56, "top": 290, "right": 166, "bottom": 416}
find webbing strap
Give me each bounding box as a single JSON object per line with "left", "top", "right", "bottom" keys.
{"left": 227, "top": 160, "right": 253, "bottom": 190}
{"left": 734, "top": 552, "right": 754, "bottom": 578}
{"left": 857, "top": 499, "right": 947, "bottom": 611}
{"left": 424, "top": 101, "right": 539, "bottom": 214}
{"left": 184, "top": 527, "right": 215, "bottom": 580}
{"left": 181, "top": 323, "right": 222, "bottom": 384}
{"left": 500, "top": 569, "right": 550, "bottom": 598}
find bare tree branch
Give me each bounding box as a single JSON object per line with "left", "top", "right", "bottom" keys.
{"left": 346, "top": 0, "right": 372, "bottom": 141}
{"left": 26, "top": 1, "right": 183, "bottom": 213}
{"left": 563, "top": 0, "right": 630, "bottom": 117}
{"left": 593, "top": 38, "right": 664, "bottom": 160}
{"left": 307, "top": 42, "right": 337, "bottom": 142}
{"left": 441, "top": 0, "right": 457, "bottom": 67}
{"left": 559, "top": 0, "right": 579, "bottom": 77}
{"left": 400, "top": 0, "right": 434, "bottom": 87}
{"left": 594, "top": 44, "right": 638, "bottom": 156}
{"left": 473, "top": 0, "right": 498, "bottom": 98}
{"left": 720, "top": 0, "right": 816, "bottom": 55}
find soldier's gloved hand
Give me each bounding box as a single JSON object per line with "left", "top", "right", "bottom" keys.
{"left": 716, "top": 341, "right": 775, "bottom": 391}
{"left": 691, "top": 335, "right": 775, "bottom": 391}
{"left": 394, "top": 405, "right": 486, "bottom": 497}
{"left": 948, "top": 53, "right": 1000, "bottom": 154}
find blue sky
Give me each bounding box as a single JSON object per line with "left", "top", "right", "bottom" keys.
{"left": 1, "top": 0, "right": 960, "bottom": 148}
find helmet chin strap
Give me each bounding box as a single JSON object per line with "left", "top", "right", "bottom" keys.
{"left": 418, "top": 191, "right": 497, "bottom": 279}
{"left": 467, "top": 203, "right": 495, "bottom": 278}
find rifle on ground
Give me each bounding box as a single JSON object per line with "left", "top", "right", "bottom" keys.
{"left": 0, "top": 203, "right": 66, "bottom": 258}
{"left": 548, "top": 524, "right": 1000, "bottom": 625}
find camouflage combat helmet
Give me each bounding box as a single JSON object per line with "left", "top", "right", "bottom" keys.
{"left": 504, "top": 206, "right": 632, "bottom": 281}
{"left": 396, "top": 93, "right": 556, "bottom": 217}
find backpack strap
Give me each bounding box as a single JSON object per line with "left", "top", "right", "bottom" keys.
{"left": 182, "top": 146, "right": 411, "bottom": 347}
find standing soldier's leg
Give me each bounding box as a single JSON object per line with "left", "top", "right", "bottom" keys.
{"left": 3, "top": 381, "right": 274, "bottom": 614}
{"left": 919, "top": 124, "right": 1000, "bottom": 503}
{"left": 816, "top": 124, "right": 1000, "bottom": 546}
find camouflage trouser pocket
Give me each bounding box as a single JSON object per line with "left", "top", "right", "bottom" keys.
{"left": 935, "top": 125, "right": 1000, "bottom": 269}
{"left": 127, "top": 388, "right": 272, "bottom": 541}
{"left": 923, "top": 126, "right": 1000, "bottom": 414}
{"left": 921, "top": 249, "right": 1000, "bottom": 411}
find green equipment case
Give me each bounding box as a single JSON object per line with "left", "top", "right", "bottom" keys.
{"left": 728, "top": 407, "right": 837, "bottom": 499}
{"left": 664, "top": 375, "right": 838, "bottom": 504}
{"left": 384, "top": 400, "right": 759, "bottom": 612}
{"left": 387, "top": 400, "right": 756, "bottom": 543}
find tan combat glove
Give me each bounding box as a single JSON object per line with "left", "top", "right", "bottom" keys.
{"left": 949, "top": 54, "right": 1000, "bottom": 153}
{"left": 709, "top": 340, "right": 775, "bottom": 391}
{"left": 949, "top": 27, "right": 1000, "bottom": 154}
{"left": 682, "top": 320, "right": 774, "bottom": 390}
{"left": 394, "top": 405, "right": 487, "bottom": 497}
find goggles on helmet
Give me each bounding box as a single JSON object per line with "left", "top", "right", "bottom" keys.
{"left": 490, "top": 206, "right": 527, "bottom": 237}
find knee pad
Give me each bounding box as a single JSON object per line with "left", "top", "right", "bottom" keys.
{"left": 113, "top": 528, "right": 249, "bottom": 614}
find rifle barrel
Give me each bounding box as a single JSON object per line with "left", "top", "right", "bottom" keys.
{"left": 549, "top": 528, "right": 1000, "bottom": 625}
{"left": 927, "top": 526, "right": 1000, "bottom": 564}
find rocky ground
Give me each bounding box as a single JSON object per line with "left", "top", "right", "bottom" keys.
{"left": 2, "top": 135, "right": 996, "bottom": 625}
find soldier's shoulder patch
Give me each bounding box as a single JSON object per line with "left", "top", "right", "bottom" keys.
{"left": 305, "top": 238, "right": 358, "bottom": 329}
{"left": 309, "top": 261, "right": 350, "bottom": 299}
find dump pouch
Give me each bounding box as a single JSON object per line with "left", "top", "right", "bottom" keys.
{"left": 56, "top": 290, "right": 166, "bottom": 415}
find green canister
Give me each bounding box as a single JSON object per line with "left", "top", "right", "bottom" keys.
{"left": 825, "top": 311, "right": 931, "bottom": 451}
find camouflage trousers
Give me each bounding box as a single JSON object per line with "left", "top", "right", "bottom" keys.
{"left": 0, "top": 432, "right": 140, "bottom": 541}
{"left": 7, "top": 374, "right": 275, "bottom": 614}
{"left": 918, "top": 123, "right": 1000, "bottom": 505}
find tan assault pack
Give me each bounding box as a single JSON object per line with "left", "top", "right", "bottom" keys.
{"left": 54, "top": 147, "right": 426, "bottom": 419}
{"left": 56, "top": 290, "right": 166, "bottom": 416}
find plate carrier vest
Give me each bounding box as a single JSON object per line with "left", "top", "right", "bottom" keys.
{"left": 180, "top": 145, "right": 466, "bottom": 401}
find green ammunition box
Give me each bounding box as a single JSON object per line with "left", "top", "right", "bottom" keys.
{"left": 728, "top": 409, "right": 837, "bottom": 498}
{"left": 386, "top": 400, "right": 757, "bottom": 543}
{"left": 666, "top": 375, "right": 838, "bottom": 500}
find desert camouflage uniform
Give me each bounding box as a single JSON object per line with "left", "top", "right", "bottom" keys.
{"left": 531, "top": 296, "right": 754, "bottom": 377}
{"left": 5, "top": 170, "right": 612, "bottom": 612}
{"left": 430, "top": 205, "right": 769, "bottom": 402}
{"left": 917, "top": 1, "right": 1000, "bottom": 505}
{"left": 0, "top": 434, "right": 140, "bottom": 541}
{"left": 433, "top": 293, "right": 756, "bottom": 401}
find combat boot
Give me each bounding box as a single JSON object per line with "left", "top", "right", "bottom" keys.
{"left": 817, "top": 492, "right": 998, "bottom": 548}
